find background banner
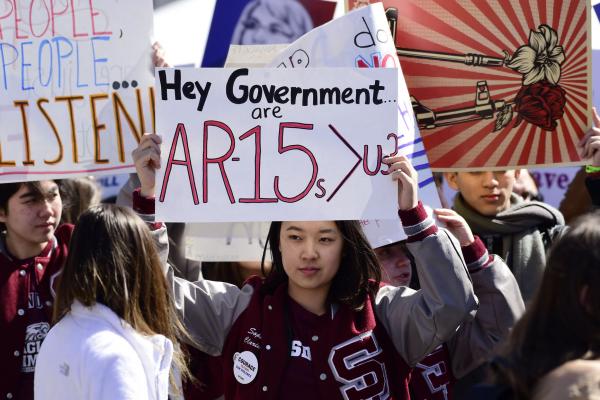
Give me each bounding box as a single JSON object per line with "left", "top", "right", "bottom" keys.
{"left": 0, "top": 0, "right": 154, "bottom": 183}
{"left": 348, "top": 0, "right": 592, "bottom": 170}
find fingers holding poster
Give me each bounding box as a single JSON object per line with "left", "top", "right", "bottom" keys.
{"left": 155, "top": 67, "right": 400, "bottom": 222}
{"left": 0, "top": 0, "right": 154, "bottom": 182}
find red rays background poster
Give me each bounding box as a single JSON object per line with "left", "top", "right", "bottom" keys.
{"left": 348, "top": 0, "right": 591, "bottom": 170}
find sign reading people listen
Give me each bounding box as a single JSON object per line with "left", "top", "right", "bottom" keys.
{"left": 0, "top": 0, "right": 154, "bottom": 183}
{"left": 155, "top": 67, "right": 400, "bottom": 222}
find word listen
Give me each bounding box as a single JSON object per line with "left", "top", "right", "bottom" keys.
{"left": 0, "top": 88, "right": 155, "bottom": 166}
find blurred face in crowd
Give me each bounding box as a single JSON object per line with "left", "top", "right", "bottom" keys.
{"left": 374, "top": 243, "right": 412, "bottom": 287}
{"left": 445, "top": 170, "right": 520, "bottom": 216}
{"left": 279, "top": 221, "right": 343, "bottom": 297}
{"left": 0, "top": 181, "right": 62, "bottom": 259}
{"left": 512, "top": 169, "right": 540, "bottom": 201}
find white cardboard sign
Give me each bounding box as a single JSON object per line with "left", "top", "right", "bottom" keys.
{"left": 0, "top": 0, "right": 154, "bottom": 183}
{"left": 155, "top": 67, "right": 399, "bottom": 222}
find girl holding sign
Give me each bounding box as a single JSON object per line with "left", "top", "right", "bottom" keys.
{"left": 133, "top": 133, "right": 478, "bottom": 399}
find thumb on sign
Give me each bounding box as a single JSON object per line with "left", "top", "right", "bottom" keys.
{"left": 383, "top": 155, "right": 419, "bottom": 211}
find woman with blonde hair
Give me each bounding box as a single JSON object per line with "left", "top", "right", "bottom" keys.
{"left": 34, "top": 204, "right": 189, "bottom": 400}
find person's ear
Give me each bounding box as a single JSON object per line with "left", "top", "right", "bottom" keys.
{"left": 444, "top": 172, "right": 460, "bottom": 191}
{"left": 0, "top": 208, "right": 6, "bottom": 223}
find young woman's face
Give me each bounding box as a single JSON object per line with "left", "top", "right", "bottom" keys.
{"left": 0, "top": 181, "right": 62, "bottom": 257}
{"left": 279, "top": 221, "right": 343, "bottom": 294}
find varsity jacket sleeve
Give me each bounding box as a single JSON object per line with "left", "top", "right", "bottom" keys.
{"left": 374, "top": 202, "right": 478, "bottom": 367}
{"left": 447, "top": 237, "right": 525, "bottom": 378}
{"left": 167, "top": 271, "right": 253, "bottom": 356}
{"left": 132, "top": 189, "right": 170, "bottom": 268}
{"left": 133, "top": 189, "right": 253, "bottom": 357}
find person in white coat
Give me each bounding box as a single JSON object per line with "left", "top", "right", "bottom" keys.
{"left": 34, "top": 204, "right": 189, "bottom": 400}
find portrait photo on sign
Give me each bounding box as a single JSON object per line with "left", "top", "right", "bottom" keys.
{"left": 202, "top": 0, "right": 336, "bottom": 67}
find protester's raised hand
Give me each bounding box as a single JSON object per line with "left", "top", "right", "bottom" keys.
{"left": 133, "top": 133, "right": 162, "bottom": 197}
{"left": 578, "top": 107, "right": 600, "bottom": 167}
{"left": 152, "top": 41, "right": 171, "bottom": 68}
{"left": 383, "top": 154, "right": 418, "bottom": 210}
{"left": 433, "top": 208, "right": 475, "bottom": 246}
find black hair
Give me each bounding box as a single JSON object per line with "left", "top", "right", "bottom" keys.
{"left": 260, "top": 220, "right": 382, "bottom": 310}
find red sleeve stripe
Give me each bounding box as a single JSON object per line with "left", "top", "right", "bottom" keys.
{"left": 399, "top": 202, "right": 438, "bottom": 243}
{"left": 462, "top": 236, "right": 492, "bottom": 272}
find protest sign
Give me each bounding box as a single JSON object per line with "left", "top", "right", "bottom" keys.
{"left": 266, "top": 3, "right": 442, "bottom": 245}
{"left": 348, "top": 0, "right": 592, "bottom": 169}
{"left": 155, "top": 67, "right": 400, "bottom": 222}
{"left": 202, "top": 0, "right": 336, "bottom": 67}
{"left": 184, "top": 222, "right": 270, "bottom": 262}
{"left": 225, "top": 44, "right": 288, "bottom": 68}
{"left": 0, "top": 0, "right": 153, "bottom": 183}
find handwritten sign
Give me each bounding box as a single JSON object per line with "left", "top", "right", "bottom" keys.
{"left": 0, "top": 0, "right": 154, "bottom": 183}
{"left": 155, "top": 67, "right": 400, "bottom": 222}
{"left": 201, "top": 0, "right": 336, "bottom": 68}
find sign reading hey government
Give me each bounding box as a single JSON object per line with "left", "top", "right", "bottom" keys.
{"left": 155, "top": 67, "right": 401, "bottom": 222}
{"left": 0, "top": 0, "right": 154, "bottom": 182}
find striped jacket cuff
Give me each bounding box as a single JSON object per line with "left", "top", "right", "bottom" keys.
{"left": 398, "top": 201, "right": 438, "bottom": 243}
{"left": 462, "top": 236, "right": 493, "bottom": 273}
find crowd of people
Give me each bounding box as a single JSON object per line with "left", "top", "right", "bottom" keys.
{"left": 2, "top": 12, "right": 600, "bottom": 400}
{"left": 1, "top": 117, "right": 598, "bottom": 399}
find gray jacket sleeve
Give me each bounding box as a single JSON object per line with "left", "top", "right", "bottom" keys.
{"left": 143, "top": 208, "right": 253, "bottom": 356}
{"left": 167, "top": 270, "right": 253, "bottom": 356}
{"left": 447, "top": 254, "right": 525, "bottom": 378}
{"left": 374, "top": 227, "right": 478, "bottom": 367}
